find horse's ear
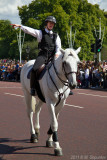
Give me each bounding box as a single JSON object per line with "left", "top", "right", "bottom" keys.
{"left": 60, "top": 48, "right": 65, "bottom": 55}
{"left": 76, "top": 47, "right": 81, "bottom": 54}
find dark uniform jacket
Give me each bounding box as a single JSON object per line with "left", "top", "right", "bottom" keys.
{"left": 33, "top": 29, "right": 57, "bottom": 71}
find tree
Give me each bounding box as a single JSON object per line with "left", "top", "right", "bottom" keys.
{"left": 0, "top": 20, "right": 18, "bottom": 59}
{"left": 0, "top": 1, "right": 106, "bottom": 61}
{"left": 22, "top": 40, "right": 39, "bottom": 60}
{"left": 18, "top": 0, "right": 107, "bottom": 60}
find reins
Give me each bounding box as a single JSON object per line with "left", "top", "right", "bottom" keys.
{"left": 48, "top": 61, "right": 69, "bottom": 107}
{"left": 53, "top": 62, "right": 69, "bottom": 87}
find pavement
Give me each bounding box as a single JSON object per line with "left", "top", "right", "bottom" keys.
{"left": 0, "top": 81, "right": 107, "bottom": 160}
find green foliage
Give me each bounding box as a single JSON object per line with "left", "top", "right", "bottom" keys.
{"left": 0, "top": 0, "right": 107, "bottom": 61}
{"left": 102, "top": 38, "right": 107, "bottom": 60}
{"left": 0, "top": 20, "right": 18, "bottom": 59}
{"left": 22, "top": 40, "right": 39, "bottom": 60}
{"left": 0, "top": 20, "right": 39, "bottom": 60}
{"left": 18, "top": 0, "right": 107, "bottom": 60}
{"left": 9, "top": 40, "right": 19, "bottom": 59}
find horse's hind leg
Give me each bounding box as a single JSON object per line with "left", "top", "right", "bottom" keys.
{"left": 23, "top": 89, "right": 38, "bottom": 143}
{"left": 34, "top": 100, "right": 43, "bottom": 140}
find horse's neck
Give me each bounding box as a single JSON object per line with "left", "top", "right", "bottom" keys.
{"left": 54, "top": 56, "right": 62, "bottom": 71}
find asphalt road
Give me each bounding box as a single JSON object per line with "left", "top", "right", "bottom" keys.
{"left": 0, "top": 81, "right": 107, "bottom": 160}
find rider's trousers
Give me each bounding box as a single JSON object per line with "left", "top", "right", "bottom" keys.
{"left": 30, "top": 55, "right": 47, "bottom": 89}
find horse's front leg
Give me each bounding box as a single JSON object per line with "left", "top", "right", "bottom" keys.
{"left": 46, "top": 113, "right": 59, "bottom": 148}
{"left": 46, "top": 126, "right": 54, "bottom": 148}
{"left": 47, "top": 103, "right": 63, "bottom": 156}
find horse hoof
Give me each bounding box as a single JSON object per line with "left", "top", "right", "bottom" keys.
{"left": 30, "top": 138, "right": 38, "bottom": 143}
{"left": 46, "top": 140, "right": 53, "bottom": 148}
{"left": 54, "top": 148, "right": 63, "bottom": 156}
{"left": 30, "top": 134, "right": 38, "bottom": 143}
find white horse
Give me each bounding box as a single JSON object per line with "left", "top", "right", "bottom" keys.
{"left": 20, "top": 47, "right": 81, "bottom": 156}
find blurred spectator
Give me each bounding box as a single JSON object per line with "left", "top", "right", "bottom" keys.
{"left": 0, "top": 59, "right": 107, "bottom": 89}
{"left": 77, "top": 63, "right": 85, "bottom": 88}
{"left": 103, "top": 62, "right": 107, "bottom": 72}
{"left": 103, "top": 62, "right": 107, "bottom": 88}
{"left": 77, "top": 60, "right": 107, "bottom": 89}
{"left": 0, "top": 59, "right": 26, "bottom": 82}
{"left": 84, "top": 65, "right": 90, "bottom": 88}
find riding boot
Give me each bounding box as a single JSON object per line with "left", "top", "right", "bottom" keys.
{"left": 30, "top": 69, "right": 37, "bottom": 96}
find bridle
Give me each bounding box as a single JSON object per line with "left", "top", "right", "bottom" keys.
{"left": 52, "top": 62, "right": 69, "bottom": 87}
{"left": 47, "top": 58, "right": 77, "bottom": 106}
{"left": 48, "top": 58, "right": 77, "bottom": 88}
{"left": 62, "top": 61, "right": 77, "bottom": 80}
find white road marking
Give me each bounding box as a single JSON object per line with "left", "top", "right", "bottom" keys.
{"left": 65, "top": 103, "right": 84, "bottom": 109}
{"left": 78, "top": 92, "right": 107, "bottom": 98}
{"left": 4, "top": 92, "right": 84, "bottom": 109}
{"left": 5, "top": 93, "right": 24, "bottom": 97}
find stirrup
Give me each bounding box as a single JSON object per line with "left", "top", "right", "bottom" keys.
{"left": 30, "top": 88, "right": 36, "bottom": 96}
{"left": 69, "top": 90, "right": 74, "bottom": 95}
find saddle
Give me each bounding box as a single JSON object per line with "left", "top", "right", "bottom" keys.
{"left": 27, "top": 64, "right": 46, "bottom": 80}
{"left": 36, "top": 64, "right": 45, "bottom": 80}
{"left": 27, "top": 62, "right": 52, "bottom": 102}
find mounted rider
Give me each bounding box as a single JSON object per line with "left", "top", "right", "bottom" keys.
{"left": 11, "top": 16, "right": 61, "bottom": 96}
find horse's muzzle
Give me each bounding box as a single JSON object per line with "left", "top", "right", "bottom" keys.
{"left": 69, "top": 83, "right": 77, "bottom": 89}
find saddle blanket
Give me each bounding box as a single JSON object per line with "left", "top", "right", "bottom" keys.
{"left": 27, "top": 66, "right": 46, "bottom": 103}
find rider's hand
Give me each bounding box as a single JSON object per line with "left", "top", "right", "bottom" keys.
{"left": 10, "top": 24, "right": 21, "bottom": 28}
{"left": 55, "top": 53, "right": 59, "bottom": 59}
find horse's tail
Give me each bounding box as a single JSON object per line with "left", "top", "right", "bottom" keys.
{"left": 31, "top": 96, "right": 36, "bottom": 113}
{"left": 20, "top": 60, "right": 36, "bottom": 113}
{"left": 22, "top": 88, "right": 36, "bottom": 114}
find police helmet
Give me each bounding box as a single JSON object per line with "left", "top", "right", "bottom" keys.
{"left": 45, "top": 16, "right": 56, "bottom": 24}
